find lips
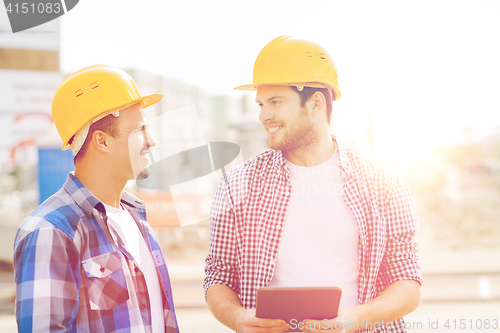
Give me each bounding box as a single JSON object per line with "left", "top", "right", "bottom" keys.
{"left": 140, "top": 147, "right": 150, "bottom": 159}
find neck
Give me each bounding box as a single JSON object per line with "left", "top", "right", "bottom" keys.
{"left": 74, "top": 158, "right": 127, "bottom": 209}
{"left": 282, "top": 130, "right": 335, "bottom": 167}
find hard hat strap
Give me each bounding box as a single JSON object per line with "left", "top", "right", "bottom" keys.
{"left": 70, "top": 110, "right": 120, "bottom": 156}
{"left": 71, "top": 122, "right": 90, "bottom": 156}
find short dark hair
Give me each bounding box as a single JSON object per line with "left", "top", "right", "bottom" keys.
{"left": 73, "top": 114, "right": 119, "bottom": 163}
{"left": 294, "top": 87, "right": 333, "bottom": 124}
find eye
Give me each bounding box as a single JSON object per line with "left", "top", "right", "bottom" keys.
{"left": 136, "top": 125, "right": 147, "bottom": 134}
{"left": 272, "top": 100, "right": 281, "bottom": 105}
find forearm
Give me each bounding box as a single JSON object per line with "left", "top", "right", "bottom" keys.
{"left": 351, "top": 279, "right": 421, "bottom": 329}
{"left": 207, "top": 284, "right": 246, "bottom": 331}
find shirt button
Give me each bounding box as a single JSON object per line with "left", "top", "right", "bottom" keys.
{"left": 100, "top": 266, "right": 105, "bottom": 273}
{"left": 140, "top": 304, "right": 146, "bottom": 310}
{"left": 276, "top": 225, "right": 282, "bottom": 230}
{"left": 285, "top": 191, "right": 290, "bottom": 196}
{"left": 134, "top": 267, "right": 139, "bottom": 273}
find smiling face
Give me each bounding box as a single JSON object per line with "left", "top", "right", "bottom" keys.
{"left": 256, "top": 85, "right": 319, "bottom": 153}
{"left": 110, "top": 103, "right": 156, "bottom": 181}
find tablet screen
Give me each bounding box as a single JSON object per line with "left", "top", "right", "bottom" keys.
{"left": 255, "top": 286, "right": 342, "bottom": 332}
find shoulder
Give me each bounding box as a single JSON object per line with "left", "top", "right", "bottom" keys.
{"left": 222, "top": 149, "right": 277, "bottom": 184}
{"left": 212, "top": 149, "right": 277, "bottom": 206}
{"left": 15, "top": 187, "right": 83, "bottom": 248}
{"left": 348, "top": 148, "right": 401, "bottom": 175}
{"left": 344, "top": 147, "right": 406, "bottom": 191}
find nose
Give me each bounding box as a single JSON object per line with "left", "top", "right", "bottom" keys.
{"left": 145, "top": 130, "right": 156, "bottom": 148}
{"left": 259, "top": 104, "right": 275, "bottom": 124}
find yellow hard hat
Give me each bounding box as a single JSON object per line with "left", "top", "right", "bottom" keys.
{"left": 52, "top": 64, "right": 163, "bottom": 154}
{"left": 234, "top": 35, "right": 341, "bottom": 101}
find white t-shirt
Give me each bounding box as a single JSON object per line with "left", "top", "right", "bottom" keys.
{"left": 104, "top": 203, "right": 165, "bottom": 333}
{"left": 269, "top": 150, "right": 360, "bottom": 307}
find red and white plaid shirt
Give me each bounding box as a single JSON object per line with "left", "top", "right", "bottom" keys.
{"left": 204, "top": 137, "right": 423, "bottom": 333}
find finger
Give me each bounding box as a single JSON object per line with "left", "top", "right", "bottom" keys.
{"left": 301, "top": 319, "right": 343, "bottom": 332}
{"left": 244, "top": 322, "right": 290, "bottom": 333}
{"left": 247, "top": 317, "right": 288, "bottom": 327}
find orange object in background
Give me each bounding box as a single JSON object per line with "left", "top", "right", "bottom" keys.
{"left": 135, "top": 191, "right": 208, "bottom": 228}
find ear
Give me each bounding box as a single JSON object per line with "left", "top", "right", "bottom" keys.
{"left": 310, "top": 91, "right": 326, "bottom": 117}
{"left": 91, "top": 130, "right": 111, "bottom": 153}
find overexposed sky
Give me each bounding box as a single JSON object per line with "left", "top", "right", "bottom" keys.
{"left": 59, "top": 0, "right": 500, "bottom": 162}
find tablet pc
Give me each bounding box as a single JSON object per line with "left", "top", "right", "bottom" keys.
{"left": 255, "top": 286, "right": 342, "bottom": 332}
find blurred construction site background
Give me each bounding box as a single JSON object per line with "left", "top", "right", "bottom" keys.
{"left": 1, "top": 1, "right": 499, "bottom": 332}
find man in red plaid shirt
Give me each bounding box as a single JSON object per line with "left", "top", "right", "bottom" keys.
{"left": 204, "top": 36, "right": 422, "bottom": 333}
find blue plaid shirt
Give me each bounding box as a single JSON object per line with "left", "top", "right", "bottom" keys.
{"left": 14, "top": 173, "right": 179, "bottom": 333}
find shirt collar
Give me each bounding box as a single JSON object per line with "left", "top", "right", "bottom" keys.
{"left": 63, "top": 172, "right": 146, "bottom": 219}
{"left": 333, "top": 136, "right": 352, "bottom": 177}
{"left": 273, "top": 149, "right": 286, "bottom": 169}
{"left": 271, "top": 136, "right": 352, "bottom": 177}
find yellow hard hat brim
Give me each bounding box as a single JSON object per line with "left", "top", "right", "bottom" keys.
{"left": 140, "top": 93, "right": 163, "bottom": 109}
{"left": 233, "top": 83, "right": 258, "bottom": 91}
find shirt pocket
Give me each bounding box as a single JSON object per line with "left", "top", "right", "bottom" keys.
{"left": 82, "top": 251, "right": 130, "bottom": 311}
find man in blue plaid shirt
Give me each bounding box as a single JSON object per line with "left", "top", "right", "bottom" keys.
{"left": 13, "top": 65, "right": 179, "bottom": 332}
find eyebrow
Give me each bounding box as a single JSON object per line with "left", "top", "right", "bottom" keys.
{"left": 255, "top": 95, "right": 287, "bottom": 104}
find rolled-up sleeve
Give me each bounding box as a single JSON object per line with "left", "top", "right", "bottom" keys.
{"left": 380, "top": 172, "right": 423, "bottom": 286}
{"left": 204, "top": 175, "right": 240, "bottom": 299}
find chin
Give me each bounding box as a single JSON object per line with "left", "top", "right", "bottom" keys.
{"left": 135, "top": 169, "right": 150, "bottom": 180}
{"left": 268, "top": 142, "right": 280, "bottom": 151}
{"left": 268, "top": 138, "right": 286, "bottom": 151}
{"left": 268, "top": 143, "right": 282, "bottom": 151}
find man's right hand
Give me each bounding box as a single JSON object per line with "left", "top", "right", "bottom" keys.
{"left": 207, "top": 284, "right": 290, "bottom": 332}
{"left": 236, "top": 308, "right": 290, "bottom": 333}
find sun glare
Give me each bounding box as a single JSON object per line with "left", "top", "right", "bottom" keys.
{"left": 342, "top": 78, "right": 464, "bottom": 170}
